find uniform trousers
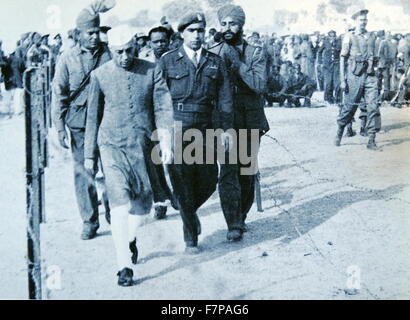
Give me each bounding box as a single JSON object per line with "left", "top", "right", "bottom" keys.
{"left": 337, "top": 68, "right": 380, "bottom": 135}
{"left": 168, "top": 114, "right": 218, "bottom": 246}
{"left": 69, "top": 128, "right": 99, "bottom": 227}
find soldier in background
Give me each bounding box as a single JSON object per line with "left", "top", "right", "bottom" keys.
{"left": 287, "top": 63, "right": 316, "bottom": 108}
{"left": 378, "top": 31, "right": 397, "bottom": 101}
{"left": 266, "top": 64, "right": 288, "bottom": 107}
{"left": 52, "top": 2, "right": 113, "bottom": 240}
{"left": 336, "top": 9, "right": 380, "bottom": 150}
{"left": 139, "top": 26, "right": 177, "bottom": 219}
{"left": 319, "top": 30, "right": 342, "bottom": 105}
{"left": 299, "top": 34, "right": 315, "bottom": 82}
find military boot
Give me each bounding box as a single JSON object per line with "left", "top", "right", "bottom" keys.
{"left": 360, "top": 118, "right": 367, "bottom": 136}
{"left": 335, "top": 125, "right": 345, "bottom": 147}
{"left": 367, "top": 134, "right": 378, "bottom": 150}
{"left": 345, "top": 122, "right": 356, "bottom": 137}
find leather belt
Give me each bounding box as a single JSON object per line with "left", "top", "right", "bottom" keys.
{"left": 173, "top": 102, "right": 212, "bottom": 113}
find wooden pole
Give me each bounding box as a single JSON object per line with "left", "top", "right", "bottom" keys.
{"left": 25, "top": 68, "right": 43, "bottom": 300}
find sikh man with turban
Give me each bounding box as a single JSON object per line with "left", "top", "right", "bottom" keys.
{"left": 84, "top": 24, "right": 174, "bottom": 286}
{"left": 52, "top": 0, "right": 115, "bottom": 240}
{"left": 208, "top": 4, "right": 270, "bottom": 241}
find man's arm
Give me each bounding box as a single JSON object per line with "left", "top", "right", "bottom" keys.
{"left": 237, "top": 47, "right": 268, "bottom": 94}
{"left": 152, "top": 64, "right": 174, "bottom": 164}
{"left": 217, "top": 59, "right": 234, "bottom": 131}
{"left": 227, "top": 45, "right": 268, "bottom": 94}
{"left": 339, "top": 33, "right": 351, "bottom": 90}
{"left": 152, "top": 65, "right": 173, "bottom": 131}
{"left": 84, "top": 73, "right": 103, "bottom": 162}
{"left": 52, "top": 54, "right": 70, "bottom": 133}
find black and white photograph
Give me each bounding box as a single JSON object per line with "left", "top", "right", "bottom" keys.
{"left": 0, "top": 0, "right": 409, "bottom": 301}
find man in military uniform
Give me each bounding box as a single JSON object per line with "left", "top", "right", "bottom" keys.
{"left": 139, "top": 26, "right": 177, "bottom": 219}
{"left": 287, "top": 63, "right": 316, "bottom": 107}
{"left": 139, "top": 26, "right": 171, "bottom": 64}
{"left": 378, "top": 31, "right": 398, "bottom": 101}
{"left": 52, "top": 2, "right": 113, "bottom": 239}
{"left": 208, "top": 4, "right": 270, "bottom": 240}
{"left": 320, "top": 30, "right": 342, "bottom": 105}
{"left": 336, "top": 9, "right": 380, "bottom": 150}
{"left": 266, "top": 64, "right": 288, "bottom": 107}
{"left": 158, "top": 12, "right": 234, "bottom": 253}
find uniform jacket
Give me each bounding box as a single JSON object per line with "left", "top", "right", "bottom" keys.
{"left": 341, "top": 30, "right": 377, "bottom": 79}
{"left": 52, "top": 43, "right": 112, "bottom": 132}
{"left": 288, "top": 72, "right": 316, "bottom": 92}
{"left": 139, "top": 47, "right": 157, "bottom": 63}
{"left": 319, "top": 37, "right": 342, "bottom": 67}
{"left": 158, "top": 46, "right": 233, "bottom": 130}
{"left": 208, "top": 40, "right": 270, "bottom": 132}
{"left": 378, "top": 39, "right": 398, "bottom": 68}
{"left": 0, "top": 52, "right": 25, "bottom": 90}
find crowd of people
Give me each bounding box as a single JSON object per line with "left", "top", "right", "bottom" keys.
{"left": 1, "top": 0, "right": 409, "bottom": 287}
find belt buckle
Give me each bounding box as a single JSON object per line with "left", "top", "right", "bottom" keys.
{"left": 177, "top": 102, "right": 184, "bottom": 111}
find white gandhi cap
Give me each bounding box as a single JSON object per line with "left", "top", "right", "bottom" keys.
{"left": 107, "top": 24, "right": 137, "bottom": 47}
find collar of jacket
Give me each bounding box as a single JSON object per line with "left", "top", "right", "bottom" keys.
{"left": 75, "top": 43, "right": 105, "bottom": 56}
{"left": 176, "top": 46, "right": 210, "bottom": 62}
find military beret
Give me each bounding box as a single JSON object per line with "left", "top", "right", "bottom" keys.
{"left": 351, "top": 9, "right": 369, "bottom": 20}
{"left": 217, "top": 4, "right": 246, "bottom": 27}
{"left": 177, "top": 12, "right": 206, "bottom": 32}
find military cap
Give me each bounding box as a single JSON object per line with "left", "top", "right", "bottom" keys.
{"left": 328, "top": 30, "right": 336, "bottom": 36}
{"left": 53, "top": 33, "right": 62, "bottom": 39}
{"left": 41, "top": 34, "right": 50, "bottom": 39}
{"left": 351, "top": 9, "right": 369, "bottom": 20}
{"left": 76, "top": 0, "right": 116, "bottom": 31}
{"left": 76, "top": 9, "right": 100, "bottom": 31}
{"left": 217, "top": 4, "right": 246, "bottom": 27}
{"left": 177, "top": 12, "right": 206, "bottom": 32}
{"left": 252, "top": 31, "right": 260, "bottom": 38}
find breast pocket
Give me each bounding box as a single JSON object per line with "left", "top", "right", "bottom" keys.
{"left": 167, "top": 68, "right": 189, "bottom": 99}
{"left": 202, "top": 68, "right": 219, "bottom": 97}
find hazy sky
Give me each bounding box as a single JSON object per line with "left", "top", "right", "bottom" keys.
{"left": 0, "top": 0, "right": 408, "bottom": 53}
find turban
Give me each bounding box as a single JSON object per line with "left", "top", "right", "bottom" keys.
{"left": 178, "top": 12, "right": 206, "bottom": 32}
{"left": 217, "top": 5, "right": 246, "bottom": 27}
{"left": 76, "top": 0, "right": 116, "bottom": 31}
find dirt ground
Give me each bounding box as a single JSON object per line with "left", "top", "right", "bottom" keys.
{"left": 1, "top": 94, "right": 410, "bottom": 300}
